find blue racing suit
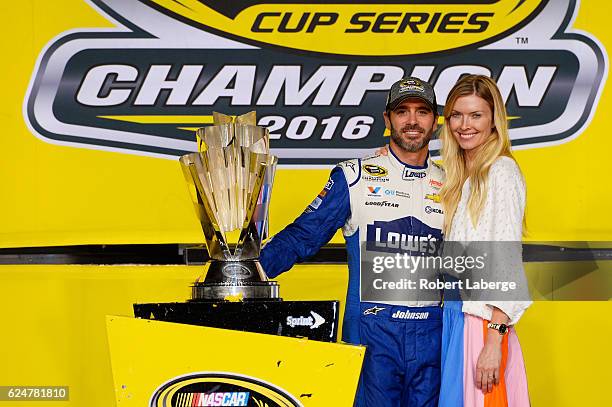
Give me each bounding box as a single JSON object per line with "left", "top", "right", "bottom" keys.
{"left": 261, "top": 150, "right": 445, "bottom": 406}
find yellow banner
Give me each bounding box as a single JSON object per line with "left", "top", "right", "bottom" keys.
{"left": 1, "top": 0, "right": 610, "bottom": 245}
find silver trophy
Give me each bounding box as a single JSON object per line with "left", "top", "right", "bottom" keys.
{"left": 180, "top": 112, "right": 279, "bottom": 301}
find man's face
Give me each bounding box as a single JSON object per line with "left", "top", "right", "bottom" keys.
{"left": 383, "top": 98, "right": 437, "bottom": 153}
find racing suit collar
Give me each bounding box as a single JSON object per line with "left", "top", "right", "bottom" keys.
{"left": 388, "top": 144, "right": 430, "bottom": 170}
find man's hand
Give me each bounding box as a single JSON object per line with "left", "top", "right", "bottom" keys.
{"left": 475, "top": 338, "right": 502, "bottom": 393}
{"left": 375, "top": 145, "right": 389, "bottom": 156}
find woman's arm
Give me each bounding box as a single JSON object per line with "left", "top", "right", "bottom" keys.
{"left": 473, "top": 158, "right": 528, "bottom": 392}
{"left": 464, "top": 157, "right": 531, "bottom": 325}
{"left": 476, "top": 307, "right": 510, "bottom": 393}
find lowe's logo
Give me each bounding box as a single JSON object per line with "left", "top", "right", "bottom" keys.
{"left": 403, "top": 169, "right": 427, "bottom": 179}
{"left": 366, "top": 216, "right": 442, "bottom": 254}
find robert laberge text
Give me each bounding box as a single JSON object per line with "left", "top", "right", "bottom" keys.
{"left": 372, "top": 278, "right": 517, "bottom": 292}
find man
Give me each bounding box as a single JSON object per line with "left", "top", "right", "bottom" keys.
{"left": 260, "top": 77, "right": 445, "bottom": 406}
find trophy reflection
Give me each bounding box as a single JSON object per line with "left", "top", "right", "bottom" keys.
{"left": 180, "top": 111, "right": 279, "bottom": 301}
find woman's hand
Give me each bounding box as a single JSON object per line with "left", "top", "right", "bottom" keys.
{"left": 475, "top": 338, "right": 502, "bottom": 393}
{"left": 375, "top": 145, "right": 389, "bottom": 156}
{"left": 475, "top": 307, "right": 510, "bottom": 392}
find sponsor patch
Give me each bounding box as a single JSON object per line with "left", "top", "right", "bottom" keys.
{"left": 425, "top": 193, "right": 441, "bottom": 203}
{"left": 363, "top": 175, "right": 389, "bottom": 183}
{"left": 365, "top": 201, "right": 399, "bottom": 208}
{"left": 399, "top": 78, "right": 425, "bottom": 93}
{"left": 343, "top": 161, "right": 357, "bottom": 173}
{"left": 403, "top": 168, "right": 427, "bottom": 180}
{"left": 286, "top": 311, "right": 326, "bottom": 329}
{"left": 366, "top": 216, "right": 442, "bottom": 254}
{"left": 368, "top": 188, "right": 409, "bottom": 198}
{"left": 309, "top": 196, "right": 323, "bottom": 210}
{"left": 363, "top": 164, "right": 389, "bottom": 177}
{"left": 363, "top": 306, "right": 386, "bottom": 316}
{"left": 429, "top": 179, "right": 443, "bottom": 189}
{"left": 425, "top": 205, "right": 443, "bottom": 214}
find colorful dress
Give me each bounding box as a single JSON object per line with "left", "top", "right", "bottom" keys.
{"left": 439, "top": 156, "right": 532, "bottom": 407}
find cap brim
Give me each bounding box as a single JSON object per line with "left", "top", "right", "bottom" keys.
{"left": 387, "top": 95, "right": 437, "bottom": 114}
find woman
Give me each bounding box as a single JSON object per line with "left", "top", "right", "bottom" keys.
{"left": 438, "top": 75, "right": 531, "bottom": 407}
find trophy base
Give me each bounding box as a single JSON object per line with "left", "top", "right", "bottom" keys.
{"left": 190, "top": 281, "right": 280, "bottom": 301}
{"left": 190, "top": 259, "right": 280, "bottom": 301}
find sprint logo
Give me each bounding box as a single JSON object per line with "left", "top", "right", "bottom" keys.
{"left": 286, "top": 311, "right": 326, "bottom": 329}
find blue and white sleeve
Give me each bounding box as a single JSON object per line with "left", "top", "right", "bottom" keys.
{"left": 260, "top": 167, "right": 350, "bottom": 278}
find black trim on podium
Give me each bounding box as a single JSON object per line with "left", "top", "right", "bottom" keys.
{"left": 133, "top": 300, "right": 340, "bottom": 342}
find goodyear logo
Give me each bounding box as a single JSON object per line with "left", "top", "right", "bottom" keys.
{"left": 363, "top": 165, "right": 389, "bottom": 177}
{"left": 150, "top": 372, "right": 301, "bottom": 407}
{"left": 24, "top": 0, "right": 606, "bottom": 165}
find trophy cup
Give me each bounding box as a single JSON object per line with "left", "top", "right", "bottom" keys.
{"left": 180, "top": 111, "right": 279, "bottom": 301}
{"left": 133, "top": 111, "right": 339, "bottom": 342}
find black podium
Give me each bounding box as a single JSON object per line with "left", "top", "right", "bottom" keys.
{"left": 133, "top": 300, "right": 339, "bottom": 342}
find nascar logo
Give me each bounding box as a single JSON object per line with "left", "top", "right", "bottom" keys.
{"left": 177, "top": 392, "right": 249, "bottom": 406}
{"left": 24, "top": 0, "right": 606, "bottom": 164}
{"left": 150, "top": 373, "right": 301, "bottom": 407}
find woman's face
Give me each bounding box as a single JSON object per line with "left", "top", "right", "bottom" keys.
{"left": 448, "top": 94, "right": 494, "bottom": 157}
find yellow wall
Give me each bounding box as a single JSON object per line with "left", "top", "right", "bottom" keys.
{"left": 0, "top": 264, "right": 610, "bottom": 406}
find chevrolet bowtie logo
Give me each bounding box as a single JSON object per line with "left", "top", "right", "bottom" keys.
{"left": 363, "top": 306, "right": 386, "bottom": 316}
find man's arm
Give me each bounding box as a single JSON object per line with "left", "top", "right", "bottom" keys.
{"left": 260, "top": 167, "right": 351, "bottom": 278}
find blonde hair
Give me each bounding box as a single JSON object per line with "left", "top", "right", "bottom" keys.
{"left": 439, "top": 75, "right": 523, "bottom": 235}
